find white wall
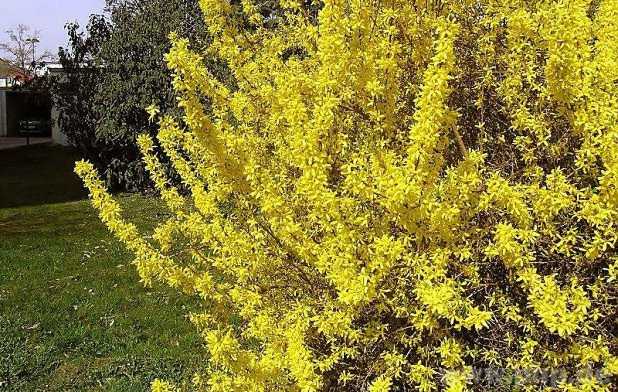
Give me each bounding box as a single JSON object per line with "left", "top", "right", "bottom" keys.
{"left": 48, "top": 68, "right": 70, "bottom": 146}
{"left": 51, "top": 103, "right": 69, "bottom": 145}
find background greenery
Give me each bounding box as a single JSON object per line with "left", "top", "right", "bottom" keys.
{"left": 51, "top": 0, "right": 209, "bottom": 191}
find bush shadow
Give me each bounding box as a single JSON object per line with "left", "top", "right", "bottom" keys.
{"left": 0, "top": 143, "right": 88, "bottom": 209}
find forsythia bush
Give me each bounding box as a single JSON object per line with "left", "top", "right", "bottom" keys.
{"left": 76, "top": 0, "right": 618, "bottom": 390}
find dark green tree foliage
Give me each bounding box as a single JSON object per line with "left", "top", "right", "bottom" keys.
{"left": 96, "top": 0, "right": 209, "bottom": 141}
{"left": 51, "top": 16, "right": 120, "bottom": 184}
{"left": 53, "top": 0, "right": 208, "bottom": 191}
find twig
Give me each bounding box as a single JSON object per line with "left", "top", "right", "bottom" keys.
{"left": 452, "top": 126, "right": 468, "bottom": 159}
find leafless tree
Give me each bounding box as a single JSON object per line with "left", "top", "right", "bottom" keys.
{"left": 0, "top": 24, "right": 55, "bottom": 70}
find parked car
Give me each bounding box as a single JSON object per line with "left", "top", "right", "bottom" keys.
{"left": 19, "top": 118, "right": 50, "bottom": 137}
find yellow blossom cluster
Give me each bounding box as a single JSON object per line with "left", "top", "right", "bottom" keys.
{"left": 76, "top": 0, "right": 617, "bottom": 390}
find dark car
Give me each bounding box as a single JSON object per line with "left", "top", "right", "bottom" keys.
{"left": 19, "top": 118, "right": 50, "bottom": 137}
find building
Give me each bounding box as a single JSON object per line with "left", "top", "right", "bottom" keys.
{"left": 0, "top": 59, "right": 65, "bottom": 144}
{"left": 0, "top": 59, "right": 32, "bottom": 137}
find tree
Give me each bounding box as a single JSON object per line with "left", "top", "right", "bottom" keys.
{"left": 50, "top": 16, "right": 123, "bottom": 186}
{"left": 78, "top": 1, "right": 618, "bottom": 391}
{"left": 93, "top": 0, "right": 211, "bottom": 160}
{"left": 53, "top": 0, "right": 210, "bottom": 191}
{"left": 0, "top": 24, "right": 54, "bottom": 70}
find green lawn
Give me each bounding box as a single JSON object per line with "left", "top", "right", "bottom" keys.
{"left": 0, "top": 144, "right": 203, "bottom": 391}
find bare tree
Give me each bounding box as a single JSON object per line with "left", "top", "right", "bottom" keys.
{"left": 0, "top": 24, "right": 54, "bottom": 70}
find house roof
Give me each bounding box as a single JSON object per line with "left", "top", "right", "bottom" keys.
{"left": 0, "top": 58, "right": 31, "bottom": 81}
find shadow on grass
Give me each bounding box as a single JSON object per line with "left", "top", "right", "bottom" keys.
{"left": 0, "top": 143, "right": 87, "bottom": 209}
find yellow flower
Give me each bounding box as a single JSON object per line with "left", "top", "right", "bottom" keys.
{"left": 146, "top": 104, "right": 160, "bottom": 122}
{"left": 75, "top": 1, "right": 618, "bottom": 390}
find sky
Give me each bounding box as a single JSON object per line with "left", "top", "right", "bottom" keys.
{"left": 0, "top": 0, "right": 107, "bottom": 59}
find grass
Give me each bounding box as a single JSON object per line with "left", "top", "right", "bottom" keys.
{"left": 0, "top": 144, "right": 203, "bottom": 391}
